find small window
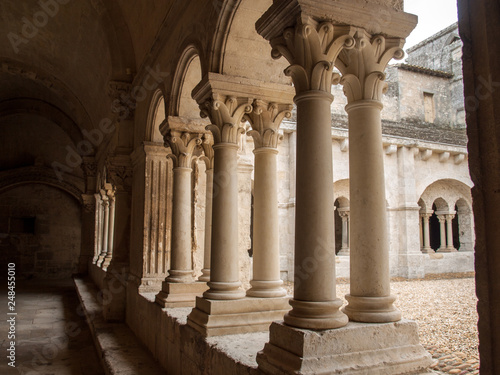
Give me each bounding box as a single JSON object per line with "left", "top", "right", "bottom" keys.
{"left": 10, "top": 217, "right": 36, "bottom": 234}
{"left": 424, "top": 92, "right": 435, "bottom": 123}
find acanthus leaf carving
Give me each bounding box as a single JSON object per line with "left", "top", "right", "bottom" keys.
{"left": 270, "top": 18, "right": 355, "bottom": 94}
{"left": 245, "top": 100, "right": 292, "bottom": 149}
{"left": 166, "top": 131, "right": 203, "bottom": 168}
{"left": 336, "top": 31, "right": 405, "bottom": 103}
{"left": 199, "top": 95, "right": 252, "bottom": 145}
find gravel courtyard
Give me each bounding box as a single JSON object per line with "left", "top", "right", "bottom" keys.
{"left": 340, "top": 276, "right": 479, "bottom": 374}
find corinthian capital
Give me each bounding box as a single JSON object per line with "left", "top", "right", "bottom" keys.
{"left": 336, "top": 30, "right": 404, "bottom": 103}
{"left": 200, "top": 95, "right": 252, "bottom": 145}
{"left": 201, "top": 133, "right": 215, "bottom": 169}
{"left": 166, "top": 131, "right": 203, "bottom": 168}
{"left": 270, "top": 18, "right": 355, "bottom": 94}
{"left": 245, "top": 100, "right": 293, "bottom": 148}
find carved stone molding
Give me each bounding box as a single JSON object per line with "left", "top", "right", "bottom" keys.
{"left": 166, "top": 131, "right": 203, "bottom": 168}
{"left": 245, "top": 100, "right": 293, "bottom": 149}
{"left": 270, "top": 18, "right": 355, "bottom": 94}
{"left": 201, "top": 133, "right": 215, "bottom": 169}
{"left": 108, "top": 80, "right": 134, "bottom": 120}
{"left": 106, "top": 157, "right": 133, "bottom": 192}
{"left": 336, "top": 31, "right": 405, "bottom": 103}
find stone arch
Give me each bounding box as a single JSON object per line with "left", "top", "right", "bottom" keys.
{"left": 0, "top": 166, "right": 84, "bottom": 205}
{"left": 145, "top": 89, "right": 166, "bottom": 143}
{"left": 210, "top": 0, "right": 289, "bottom": 83}
{"left": 0, "top": 98, "right": 84, "bottom": 147}
{"left": 170, "top": 46, "right": 205, "bottom": 119}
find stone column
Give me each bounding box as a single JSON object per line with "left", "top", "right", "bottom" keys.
{"left": 245, "top": 100, "right": 291, "bottom": 298}
{"left": 256, "top": 3, "right": 430, "bottom": 375}
{"left": 437, "top": 214, "right": 447, "bottom": 252}
{"left": 187, "top": 74, "right": 293, "bottom": 336}
{"left": 421, "top": 212, "right": 433, "bottom": 253}
{"left": 446, "top": 213, "right": 457, "bottom": 252}
{"left": 198, "top": 134, "right": 214, "bottom": 282}
{"left": 102, "top": 189, "right": 116, "bottom": 270}
{"left": 338, "top": 32, "right": 404, "bottom": 323}
{"left": 338, "top": 208, "right": 350, "bottom": 256}
{"left": 156, "top": 121, "right": 208, "bottom": 307}
{"left": 97, "top": 191, "right": 109, "bottom": 267}
{"left": 259, "top": 18, "right": 358, "bottom": 330}
{"left": 93, "top": 193, "right": 102, "bottom": 264}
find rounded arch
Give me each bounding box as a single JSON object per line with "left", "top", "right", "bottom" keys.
{"left": 433, "top": 197, "right": 450, "bottom": 212}
{"left": 0, "top": 98, "right": 84, "bottom": 146}
{"left": 145, "top": 89, "right": 166, "bottom": 143}
{"left": 416, "top": 174, "right": 473, "bottom": 200}
{"left": 169, "top": 45, "right": 204, "bottom": 118}
{"left": 0, "top": 167, "right": 84, "bottom": 205}
{"left": 333, "top": 178, "right": 350, "bottom": 202}
{"left": 419, "top": 178, "right": 473, "bottom": 212}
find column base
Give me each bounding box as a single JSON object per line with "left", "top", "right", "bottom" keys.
{"left": 96, "top": 255, "right": 106, "bottom": 267}
{"left": 155, "top": 281, "right": 208, "bottom": 308}
{"left": 247, "top": 280, "right": 287, "bottom": 298}
{"left": 136, "top": 277, "right": 166, "bottom": 293}
{"left": 101, "top": 256, "right": 112, "bottom": 270}
{"left": 437, "top": 247, "right": 457, "bottom": 253}
{"left": 257, "top": 320, "right": 433, "bottom": 375}
{"left": 337, "top": 248, "right": 350, "bottom": 256}
{"left": 198, "top": 269, "right": 210, "bottom": 282}
{"left": 343, "top": 295, "right": 402, "bottom": 323}
{"left": 284, "top": 299, "right": 348, "bottom": 330}
{"left": 421, "top": 247, "right": 434, "bottom": 254}
{"left": 187, "top": 296, "right": 290, "bottom": 337}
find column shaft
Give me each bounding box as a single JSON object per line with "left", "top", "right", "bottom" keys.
{"left": 446, "top": 215, "right": 456, "bottom": 251}
{"left": 199, "top": 168, "right": 213, "bottom": 282}
{"left": 284, "top": 90, "right": 347, "bottom": 329}
{"left": 247, "top": 148, "right": 285, "bottom": 298}
{"left": 167, "top": 167, "right": 194, "bottom": 282}
{"left": 343, "top": 100, "right": 400, "bottom": 322}
{"left": 98, "top": 197, "right": 109, "bottom": 266}
{"left": 422, "top": 215, "right": 431, "bottom": 252}
{"left": 438, "top": 216, "right": 447, "bottom": 251}
{"left": 203, "top": 144, "right": 244, "bottom": 299}
{"left": 341, "top": 215, "right": 349, "bottom": 250}
{"left": 102, "top": 195, "right": 116, "bottom": 269}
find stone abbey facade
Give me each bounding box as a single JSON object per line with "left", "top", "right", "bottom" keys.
{"left": 0, "top": 0, "right": 499, "bottom": 374}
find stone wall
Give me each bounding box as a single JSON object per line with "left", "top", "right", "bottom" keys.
{"left": 0, "top": 184, "right": 81, "bottom": 279}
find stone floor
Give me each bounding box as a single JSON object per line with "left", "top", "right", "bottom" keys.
{"left": 0, "top": 278, "right": 104, "bottom": 375}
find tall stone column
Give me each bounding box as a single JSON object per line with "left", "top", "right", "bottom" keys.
{"left": 102, "top": 189, "right": 116, "bottom": 270}
{"left": 256, "top": 2, "right": 430, "bottom": 374}
{"left": 338, "top": 31, "right": 404, "bottom": 323}
{"left": 97, "top": 191, "right": 109, "bottom": 267}
{"left": 187, "top": 74, "right": 293, "bottom": 336}
{"left": 437, "top": 214, "right": 448, "bottom": 252}
{"left": 156, "top": 120, "right": 208, "bottom": 307}
{"left": 245, "top": 100, "right": 291, "bottom": 298}
{"left": 338, "top": 208, "right": 350, "bottom": 256}
{"left": 93, "top": 193, "right": 102, "bottom": 264}
{"left": 258, "top": 17, "right": 357, "bottom": 331}
{"left": 421, "top": 212, "right": 433, "bottom": 253}
{"left": 198, "top": 134, "right": 214, "bottom": 282}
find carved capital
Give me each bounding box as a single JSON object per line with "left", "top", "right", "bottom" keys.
{"left": 437, "top": 215, "right": 446, "bottom": 223}
{"left": 82, "top": 194, "right": 95, "bottom": 213}
{"left": 199, "top": 95, "right": 252, "bottom": 144}
{"left": 270, "top": 18, "right": 355, "bottom": 94}
{"left": 337, "top": 30, "right": 405, "bottom": 103}
{"left": 106, "top": 158, "right": 132, "bottom": 192}
{"left": 201, "top": 133, "right": 215, "bottom": 169}
{"left": 82, "top": 158, "right": 97, "bottom": 179}
{"left": 338, "top": 208, "right": 350, "bottom": 219}
{"left": 245, "top": 100, "right": 293, "bottom": 148}
{"left": 166, "top": 131, "right": 203, "bottom": 168}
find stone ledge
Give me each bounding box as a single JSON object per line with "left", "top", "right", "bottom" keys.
{"left": 74, "top": 277, "right": 165, "bottom": 375}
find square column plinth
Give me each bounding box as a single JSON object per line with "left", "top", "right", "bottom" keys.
{"left": 257, "top": 320, "right": 433, "bottom": 375}
{"left": 187, "top": 296, "right": 290, "bottom": 337}
{"left": 155, "top": 282, "right": 208, "bottom": 308}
